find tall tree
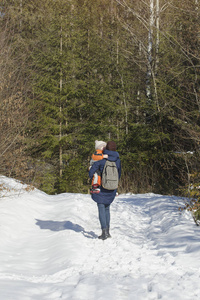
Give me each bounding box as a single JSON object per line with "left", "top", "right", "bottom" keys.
{"left": 1, "top": 0, "right": 200, "bottom": 195}
{"left": 0, "top": 0, "right": 34, "bottom": 181}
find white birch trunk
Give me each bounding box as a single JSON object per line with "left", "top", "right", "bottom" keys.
{"left": 155, "top": 0, "right": 159, "bottom": 75}
{"left": 20, "top": 0, "right": 23, "bottom": 29}
{"left": 154, "top": 0, "right": 160, "bottom": 111}
{"left": 194, "top": 0, "right": 200, "bottom": 110}
{"left": 146, "top": 0, "right": 154, "bottom": 99}
{"left": 100, "top": 16, "right": 103, "bottom": 38}
{"left": 195, "top": 0, "right": 199, "bottom": 10}
{"left": 195, "top": 0, "right": 199, "bottom": 19}
{"left": 118, "top": 72, "right": 128, "bottom": 135}
{"left": 115, "top": 2, "right": 128, "bottom": 134}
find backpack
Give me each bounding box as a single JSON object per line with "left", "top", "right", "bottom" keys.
{"left": 102, "top": 160, "right": 119, "bottom": 190}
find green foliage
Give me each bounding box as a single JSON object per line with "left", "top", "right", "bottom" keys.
{"left": 180, "top": 172, "right": 200, "bottom": 225}
{"left": 1, "top": 0, "right": 200, "bottom": 196}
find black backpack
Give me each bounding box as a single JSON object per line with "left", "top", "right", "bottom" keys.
{"left": 102, "top": 160, "right": 119, "bottom": 190}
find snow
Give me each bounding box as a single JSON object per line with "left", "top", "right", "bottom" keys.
{"left": 0, "top": 176, "right": 200, "bottom": 300}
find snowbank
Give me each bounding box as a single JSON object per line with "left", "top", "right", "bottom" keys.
{"left": 0, "top": 176, "right": 200, "bottom": 300}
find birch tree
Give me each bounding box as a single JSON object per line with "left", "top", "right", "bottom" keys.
{"left": 146, "top": 0, "right": 154, "bottom": 100}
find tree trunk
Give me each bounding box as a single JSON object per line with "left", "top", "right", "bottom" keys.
{"left": 20, "top": 0, "right": 23, "bottom": 29}
{"left": 146, "top": 0, "right": 154, "bottom": 100}
{"left": 155, "top": 0, "right": 159, "bottom": 76}
{"left": 59, "top": 18, "right": 63, "bottom": 177}
{"left": 195, "top": 0, "right": 199, "bottom": 12}
{"left": 154, "top": 0, "right": 160, "bottom": 112}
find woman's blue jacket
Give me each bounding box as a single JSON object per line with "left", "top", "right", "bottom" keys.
{"left": 89, "top": 150, "right": 121, "bottom": 205}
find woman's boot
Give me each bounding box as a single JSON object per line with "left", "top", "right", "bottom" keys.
{"left": 106, "top": 228, "right": 111, "bottom": 238}
{"left": 98, "top": 229, "right": 107, "bottom": 240}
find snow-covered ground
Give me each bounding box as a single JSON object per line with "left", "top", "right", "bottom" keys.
{"left": 0, "top": 175, "right": 200, "bottom": 300}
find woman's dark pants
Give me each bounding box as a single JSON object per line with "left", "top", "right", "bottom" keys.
{"left": 97, "top": 203, "right": 110, "bottom": 229}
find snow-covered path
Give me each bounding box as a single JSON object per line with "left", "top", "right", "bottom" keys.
{"left": 0, "top": 176, "right": 200, "bottom": 300}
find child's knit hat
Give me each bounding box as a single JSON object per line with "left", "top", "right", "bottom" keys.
{"left": 95, "top": 140, "right": 107, "bottom": 150}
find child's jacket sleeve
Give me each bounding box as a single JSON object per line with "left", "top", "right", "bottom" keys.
{"left": 92, "top": 150, "right": 104, "bottom": 161}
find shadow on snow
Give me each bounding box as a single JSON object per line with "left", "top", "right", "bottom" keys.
{"left": 35, "top": 219, "right": 97, "bottom": 239}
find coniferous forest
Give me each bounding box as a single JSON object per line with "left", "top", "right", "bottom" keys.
{"left": 0, "top": 0, "right": 200, "bottom": 196}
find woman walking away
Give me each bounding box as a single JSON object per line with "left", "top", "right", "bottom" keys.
{"left": 89, "top": 141, "right": 121, "bottom": 240}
